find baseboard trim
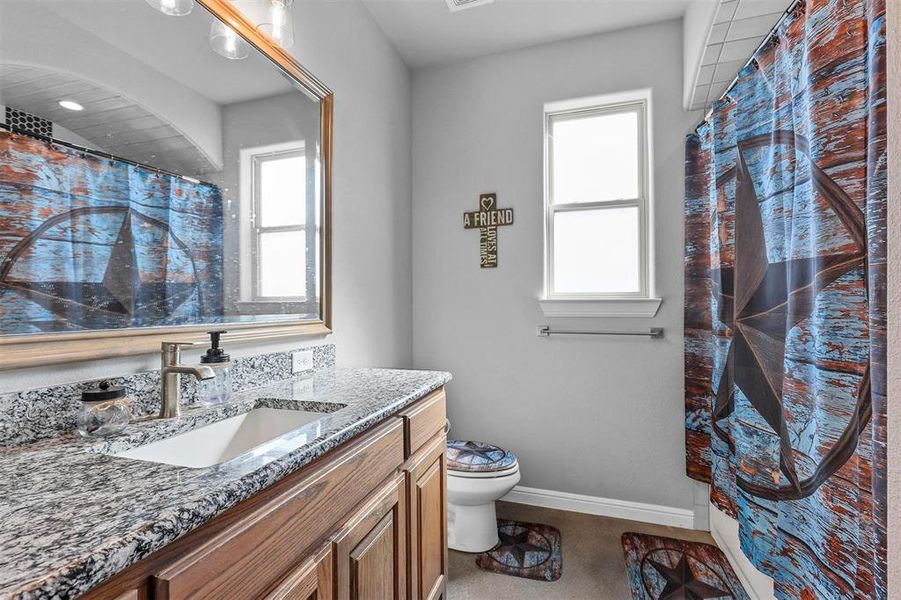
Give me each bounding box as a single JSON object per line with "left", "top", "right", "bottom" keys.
{"left": 708, "top": 504, "right": 775, "bottom": 600}
{"left": 502, "top": 485, "right": 695, "bottom": 529}
{"left": 710, "top": 524, "right": 764, "bottom": 600}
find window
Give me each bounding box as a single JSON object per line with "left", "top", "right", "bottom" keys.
{"left": 239, "top": 141, "right": 319, "bottom": 303}
{"left": 541, "top": 89, "right": 660, "bottom": 318}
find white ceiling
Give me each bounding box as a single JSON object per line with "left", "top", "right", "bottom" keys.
{"left": 688, "top": 0, "right": 791, "bottom": 111}
{"left": 0, "top": 0, "right": 308, "bottom": 175}
{"left": 0, "top": 0, "right": 295, "bottom": 105}
{"left": 0, "top": 65, "right": 220, "bottom": 175}
{"left": 361, "top": 0, "right": 690, "bottom": 69}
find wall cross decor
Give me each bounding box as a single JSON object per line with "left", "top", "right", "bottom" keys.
{"left": 463, "top": 192, "right": 514, "bottom": 268}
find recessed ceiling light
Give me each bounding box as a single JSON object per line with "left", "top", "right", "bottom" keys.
{"left": 58, "top": 100, "right": 84, "bottom": 111}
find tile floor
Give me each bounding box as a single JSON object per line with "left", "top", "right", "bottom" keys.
{"left": 447, "top": 501, "right": 715, "bottom": 599}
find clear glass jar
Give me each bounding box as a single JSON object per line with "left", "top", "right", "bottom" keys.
{"left": 198, "top": 331, "right": 232, "bottom": 407}
{"left": 197, "top": 362, "right": 233, "bottom": 407}
{"left": 77, "top": 381, "right": 131, "bottom": 438}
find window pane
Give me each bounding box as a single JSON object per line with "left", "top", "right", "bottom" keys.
{"left": 552, "top": 206, "right": 640, "bottom": 294}
{"left": 259, "top": 231, "right": 305, "bottom": 297}
{"left": 551, "top": 110, "right": 639, "bottom": 204}
{"left": 259, "top": 154, "right": 305, "bottom": 226}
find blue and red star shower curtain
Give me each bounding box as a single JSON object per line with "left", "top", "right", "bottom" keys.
{"left": 683, "top": 0, "right": 886, "bottom": 598}
{"left": 0, "top": 130, "right": 224, "bottom": 333}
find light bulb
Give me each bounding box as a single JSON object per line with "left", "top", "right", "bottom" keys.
{"left": 145, "top": 0, "right": 194, "bottom": 17}
{"left": 259, "top": 0, "right": 295, "bottom": 49}
{"left": 210, "top": 20, "right": 250, "bottom": 60}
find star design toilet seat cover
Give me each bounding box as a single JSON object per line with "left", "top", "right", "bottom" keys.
{"left": 447, "top": 439, "right": 518, "bottom": 473}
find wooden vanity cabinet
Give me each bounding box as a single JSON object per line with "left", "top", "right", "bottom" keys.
{"left": 333, "top": 473, "right": 407, "bottom": 600}
{"left": 263, "top": 543, "right": 333, "bottom": 600}
{"left": 81, "top": 388, "right": 447, "bottom": 600}
{"left": 404, "top": 435, "right": 448, "bottom": 600}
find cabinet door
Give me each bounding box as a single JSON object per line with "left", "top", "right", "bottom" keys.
{"left": 334, "top": 474, "right": 407, "bottom": 600}
{"left": 265, "top": 543, "right": 333, "bottom": 600}
{"left": 151, "top": 420, "right": 404, "bottom": 600}
{"left": 405, "top": 435, "right": 447, "bottom": 600}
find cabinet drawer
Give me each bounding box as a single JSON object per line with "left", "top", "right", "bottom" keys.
{"left": 152, "top": 419, "right": 404, "bottom": 600}
{"left": 398, "top": 390, "right": 446, "bottom": 458}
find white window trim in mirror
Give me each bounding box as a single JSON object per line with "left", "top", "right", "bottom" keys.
{"left": 239, "top": 140, "right": 318, "bottom": 305}
{"left": 540, "top": 88, "right": 661, "bottom": 318}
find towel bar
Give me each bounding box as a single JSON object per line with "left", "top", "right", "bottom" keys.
{"left": 537, "top": 326, "right": 664, "bottom": 339}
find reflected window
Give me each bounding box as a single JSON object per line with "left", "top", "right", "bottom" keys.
{"left": 240, "top": 142, "right": 318, "bottom": 302}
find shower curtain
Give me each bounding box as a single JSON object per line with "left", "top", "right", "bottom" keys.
{"left": 683, "top": 0, "right": 886, "bottom": 598}
{"left": 0, "top": 130, "right": 225, "bottom": 333}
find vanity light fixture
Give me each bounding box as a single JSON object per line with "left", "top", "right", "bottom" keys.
{"left": 210, "top": 19, "right": 251, "bottom": 60}
{"left": 145, "top": 0, "right": 194, "bottom": 17}
{"left": 259, "top": 0, "right": 295, "bottom": 49}
{"left": 58, "top": 100, "right": 84, "bottom": 111}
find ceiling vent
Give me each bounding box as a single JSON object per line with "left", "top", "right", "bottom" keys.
{"left": 445, "top": 0, "right": 494, "bottom": 13}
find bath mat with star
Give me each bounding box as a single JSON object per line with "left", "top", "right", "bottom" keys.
{"left": 621, "top": 532, "right": 749, "bottom": 599}
{"left": 475, "top": 519, "right": 562, "bottom": 581}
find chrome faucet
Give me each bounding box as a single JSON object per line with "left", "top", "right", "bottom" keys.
{"left": 159, "top": 341, "right": 215, "bottom": 419}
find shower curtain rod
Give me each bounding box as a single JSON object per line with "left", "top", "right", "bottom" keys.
{"left": 0, "top": 123, "right": 210, "bottom": 186}
{"left": 697, "top": 0, "right": 803, "bottom": 129}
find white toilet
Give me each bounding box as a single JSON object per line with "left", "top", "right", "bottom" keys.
{"left": 446, "top": 439, "right": 520, "bottom": 553}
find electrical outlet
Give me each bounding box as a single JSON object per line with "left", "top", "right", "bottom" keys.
{"left": 292, "top": 349, "right": 314, "bottom": 373}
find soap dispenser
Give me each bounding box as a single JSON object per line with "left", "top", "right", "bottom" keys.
{"left": 197, "top": 331, "right": 232, "bottom": 407}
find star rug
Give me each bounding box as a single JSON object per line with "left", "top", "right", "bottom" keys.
{"left": 475, "top": 519, "right": 562, "bottom": 582}
{"left": 621, "top": 533, "right": 749, "bottom": 600}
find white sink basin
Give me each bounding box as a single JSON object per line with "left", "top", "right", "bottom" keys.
{"left": 114, "top": 407, "right": 326, "bottom": 468}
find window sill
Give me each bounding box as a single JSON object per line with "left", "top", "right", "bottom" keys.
{"left": 538, "top": 297, "right": 662, "bottom": 318}
{"left": 236, "top": 299, "right": 312, "bottom": 305}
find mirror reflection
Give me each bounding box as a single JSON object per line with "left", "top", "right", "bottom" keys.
{"left": 0, "top": 0, "right": 324, "bottom": 336}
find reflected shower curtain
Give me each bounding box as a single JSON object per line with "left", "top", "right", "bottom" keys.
{"left": 683, "top": 0, "right": 886, "bottom": 598}
{"left": 0, "top": 130, "right": 224, "bottom": 333}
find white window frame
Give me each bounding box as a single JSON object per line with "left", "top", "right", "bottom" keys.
{"left": 540, "top": 89, "right": 661, "bottom": 318}
{"left": 239, "top": 140, "right": 316, "bottom": 303}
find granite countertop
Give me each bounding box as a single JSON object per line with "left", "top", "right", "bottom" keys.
{"left": 0, "top": 367, "right": 451, "bottom": 600}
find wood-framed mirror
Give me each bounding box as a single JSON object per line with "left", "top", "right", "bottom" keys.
{"left": 0, "top": 0, "right": 333, "bottom": 369}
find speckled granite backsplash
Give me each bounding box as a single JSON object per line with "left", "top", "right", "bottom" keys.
{"left": 0, "top": 344, "right": 335, "bottom": 446}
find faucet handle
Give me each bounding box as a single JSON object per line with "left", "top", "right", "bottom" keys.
{"left": 161, "top": 341, "right": 198, "bottom": 354}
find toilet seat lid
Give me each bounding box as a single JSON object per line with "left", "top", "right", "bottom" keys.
{"left": 446, "top": 439, "right": 518, "bottom": 474}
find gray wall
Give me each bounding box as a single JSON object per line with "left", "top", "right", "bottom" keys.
{"left": 411, "top": 19, "right": 699, "bottom": 510}
{"left": 0, "top": 0, "right": 412, "bottom": 392}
